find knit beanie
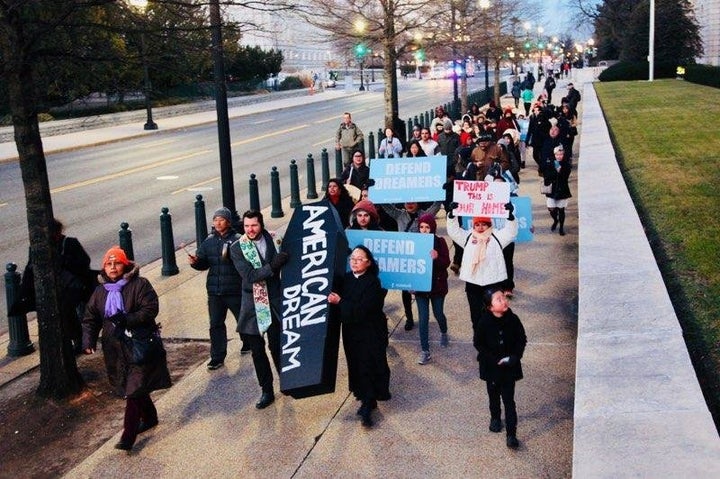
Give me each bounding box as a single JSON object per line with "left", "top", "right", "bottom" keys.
{"left": 213, "top": 207, "right": 232, "bottom": 222}
{"left": 102, "top": 246, "right": 130, "bottom": 266}
{"left": 418, "top": 213, "right": 437, "bottom": 233}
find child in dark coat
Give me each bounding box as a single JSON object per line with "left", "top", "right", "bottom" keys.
{"left": 472, "top": 287, "right": 527, "bottom": 449}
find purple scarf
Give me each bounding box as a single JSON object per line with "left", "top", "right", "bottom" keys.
{"left": 103, "top": 278, "right": 128, "bottom": 318}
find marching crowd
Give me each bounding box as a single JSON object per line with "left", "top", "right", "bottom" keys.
{"left": 21, "top": 72, "right": 580, "bottom": 453}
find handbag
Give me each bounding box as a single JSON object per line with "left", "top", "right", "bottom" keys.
{"left": 126, "top": 327, "right": 165, "bottom": 365}
{"left": 540, "top": 182, "right": 553, "bottom": 195}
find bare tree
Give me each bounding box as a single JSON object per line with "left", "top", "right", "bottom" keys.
{"left": 292, "top": 0, "right": 443, "bottom": 136}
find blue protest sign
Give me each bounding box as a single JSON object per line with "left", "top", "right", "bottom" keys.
{"left": 345, "top": 230, "right": 433, "bottom": 291}
{"left": 367, "top": 156, "right": 446, "bottom": 203}
{"left": 280, "top": 200, "right": 347, "bottom": 398}
{"left": 460, "top": 196, "right": 533, "bottom": 243}
{"left": 512, "top": 196, "right": 534, "bottom": 243}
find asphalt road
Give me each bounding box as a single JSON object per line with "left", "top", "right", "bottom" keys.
{"left": 0, "top": 76, "right": 500, "bottom": 333}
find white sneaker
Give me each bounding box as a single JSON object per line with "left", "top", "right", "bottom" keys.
{"left": 418, "top": 351, "right": 431, "bottom": 365}
{"left": 440, "top": 333, "right": 449, "bottom": 347}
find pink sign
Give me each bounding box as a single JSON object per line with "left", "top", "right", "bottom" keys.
{"left": 453, "top": 180, "right": 511, "bottom": 217}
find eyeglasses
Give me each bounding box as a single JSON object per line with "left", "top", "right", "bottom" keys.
{"left": 349, "top": 256, "right": 368, "bottom": 262}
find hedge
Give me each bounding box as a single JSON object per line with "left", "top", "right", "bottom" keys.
{"left": 683, "top": 64, "right": 720, "bottom": 88}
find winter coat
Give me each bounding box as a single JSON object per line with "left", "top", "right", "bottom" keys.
{"left": 437, "top": 131, "right": 461, "bottom": 177}
{"left": 473, "top": 307, "right": 526, "bottom": 383}
{"left": 341, "top": 163, "right": 370, "bottom": 190}
{"left": 469, "top": 143, "right": 510, "bottom": 179}
{"left": 336, "top": 122, "right": 364, "bottom": 150}
{"left": 381, "top": 202, "right": 442, "bottom": 233}
{"left": 378, "top": 136, "right": 403, "bottom": 158}
{"left": 542, "top": 157, "right": 572, "bottom": 200}
{"left": 82, "top": 263, "right": 171, "bottom": 398}
{"left": 526, "top": 112, "right": 551, "bottom": 149}
{"left": 416, "top": 234, "right": 450, "bottom": 297}
{"left": 447, "top": 217, "right": 518, "bottom": 287}
{"left": 336, "top": 270, "right": 390, "bottom": 401}
{"left": 229, "top": 230, "right": 282, "bottom": 336}
{"left": 191, "top": 228, "right": 242, "bottom": 296}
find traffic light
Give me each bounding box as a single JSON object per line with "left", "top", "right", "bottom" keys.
{"left": 355, "top": 43, "right": 368, "bottom": 58}
{"left": 524, "top": 42, "right": 531, "bottom": 50}
{"left": 414, "top": 49, "right": 425, "bottom": 61}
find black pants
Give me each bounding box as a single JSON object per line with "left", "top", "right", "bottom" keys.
{"left": 486, "top": 380, "right": 517, "bottom": 436}
{"left": 241, "top": 317, "right": 281, "bottom": 394}
{"left": 207, "top": 294, "right": 241, "bottom": 362}
{"left": 121, "top": 394, "right": 157, "bottom": 445}
{"left": 502, "top": 242, "right": 515, "bottom": 292}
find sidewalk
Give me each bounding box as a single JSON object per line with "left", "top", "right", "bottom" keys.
{"left": 2, "top": 78, "right": 577, "bottom": 477}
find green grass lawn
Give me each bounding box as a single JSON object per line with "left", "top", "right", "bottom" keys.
{"left": 595, "top": 79, "right": 720, "bottom": 428}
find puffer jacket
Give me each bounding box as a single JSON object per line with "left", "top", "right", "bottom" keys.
{"left": 447, "top": 217, "right": 517, "bottom": 287}
{"left": 82, "top": 264, "right": 171, "bottom": 398}
{"left": 191, "top": 228, "right": 242, "bottom": 296}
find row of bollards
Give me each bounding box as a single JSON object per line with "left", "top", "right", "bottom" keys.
{"left": 5, "top": 86, "right": 510, "bottom": 357}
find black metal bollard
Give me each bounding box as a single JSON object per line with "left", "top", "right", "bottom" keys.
{"left": 118, "top": 222, "right": 135, "bottom": 261}
{"left": 160, "top": 207, "right": 179, "bottom": 276}
{"left": 320, "top": 148, "right": 330, "bottom": 192}
{"left": 194, "top": 194, "right": 208, "bottom": 246}
{"left": 270, "top": 166, "right": 284, "bottom": 218}
{"left": 289, "top": 160, "right": 301, "bottom": 208}
{"left": 306, "top": 153, "right": 318, "bottom": 199}
{"left": 414, "top": 115, "right": 420, "bottom": 129}
{"left": 425, "top": 111, "right": 431, "bottom": 127}
{"left": 334, "top": 148, "right": 343, "bottom": 178}
{"left": 407, "top": 118, "right": 413, "bottom": 140}
{"left": 5, "top": 263, "right": 34, "bottom": 357}
{"left": 248, "top": 173, "right": 260, "bottom": 212}
{"left": 368, "top": 131, "right": 376, "bottom": 159}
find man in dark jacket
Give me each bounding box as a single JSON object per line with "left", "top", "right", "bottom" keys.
{"left": 230, "top": 210, "right": 289, "bottom": 409}
{"left": 189, "top": 207, "right": 243, "bottom": 370}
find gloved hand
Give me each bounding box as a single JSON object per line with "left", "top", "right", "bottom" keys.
{"left": 447, "top": 202, "right": 459, "bottom": 218}
{"left": 505, "top": 202, "right": 515, "bottom": 221}
{"left": 365, "top": 178, "right": 376, "bottom": 187}
{"left": 270, "top": 252, "right": 289, "bottom": 272}
{"left": 108, "top": 312, "right": 127, "bottom": 328}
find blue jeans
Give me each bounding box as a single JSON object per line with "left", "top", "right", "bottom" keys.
{"left": 415, "top": 295, "right": 448, "bottom": 352}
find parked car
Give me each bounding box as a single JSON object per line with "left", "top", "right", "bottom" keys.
{"left": 326, "top": 79, "right": 337, "bottom": 88}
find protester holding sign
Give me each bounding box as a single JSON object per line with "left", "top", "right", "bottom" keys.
{"left": 446, "top": 203, "right": 517, "bottom": 327}
{"left": 380, "top": 201, "right": 442, "bottom": 331}
{"left": 328, "top": 246, "right": 391, "bottom": 428}
{"left": 414, "top": 214, "right": 450, "bottom": 365}
{"left": 341, "top": 150, "right": 370, "bottom": 190}
{"left": 230, "top": 210, "right": 288, "bottom": 410}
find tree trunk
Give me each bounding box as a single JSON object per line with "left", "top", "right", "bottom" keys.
{"left": 493, "top": 58, "right": 502, "bottom": 106}
{"left": 2, "top": 12, "right": 84, "bottom": 399}
{"left": 460, "top": 73, "right": 468, "bottom": 115}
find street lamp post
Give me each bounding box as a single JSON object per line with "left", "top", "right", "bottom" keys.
{"left": 140, "top": 33, "right": 157, "bottom": 130}
{"left": 129, "top": 0, "right": 157, "bottom": 130}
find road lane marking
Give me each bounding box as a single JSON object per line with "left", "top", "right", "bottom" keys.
{"left": 254, "top": 119, "right": 274, "bottom": 125}
{"left": 0, "top": 202, "right": 7, "bottom": 208}
{"left": 51, "top": 150, "right": 211, "bottom": 193}
{"left": 230, "top": 124, "right": 308, "bottom": 147}
{"left": 172, "top": 176, "right": 220, "bottom": 195}
{"left": 313, "top": 138, "right": 335, "bottom": 147}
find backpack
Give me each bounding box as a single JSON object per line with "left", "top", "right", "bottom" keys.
{"left": 547, "top": 77, "right": 555, "bottom": 89}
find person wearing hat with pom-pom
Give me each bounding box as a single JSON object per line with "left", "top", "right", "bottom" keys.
{"left": 82, "top": 246, "right": 171, "bottom": 451}
{"left": 446, "top": 203, "right": 517, "bottom": 327}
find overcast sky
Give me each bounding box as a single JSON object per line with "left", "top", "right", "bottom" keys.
{"left": 540, "top": 0, "right": 598, "bottom": 39}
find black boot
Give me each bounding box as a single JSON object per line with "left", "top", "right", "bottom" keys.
{"left": 558, "top": 208, "right": 566, "bottom": 236}
{"left": 549, "top": 208, "right": 559, "bottom": 231}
